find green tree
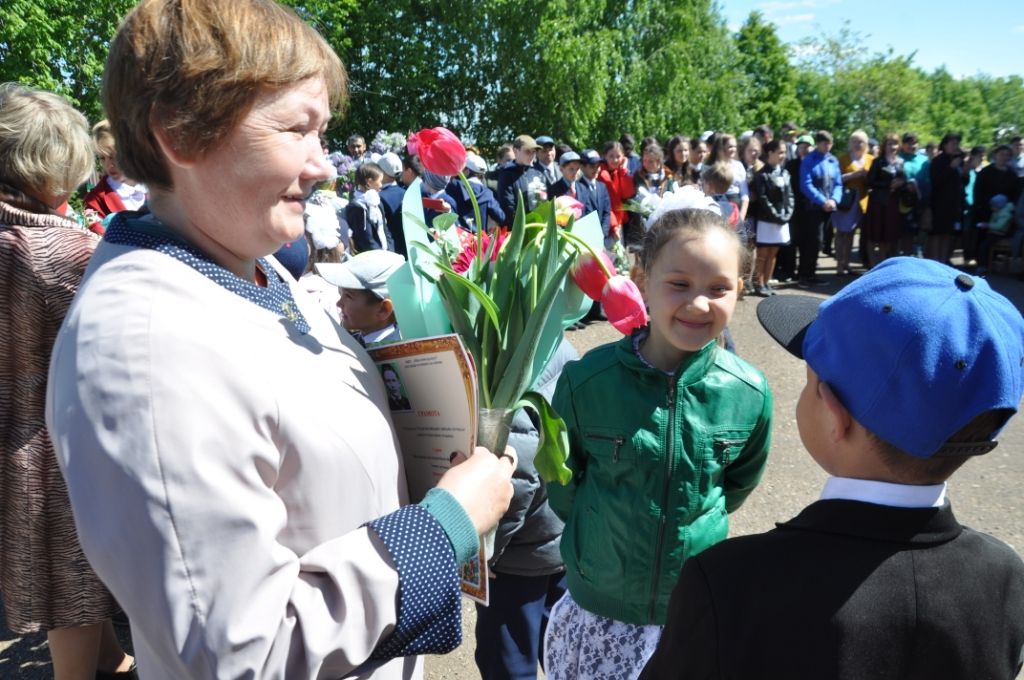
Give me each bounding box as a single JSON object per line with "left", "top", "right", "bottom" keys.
{"left": 972, "top": 75, "right": 1024, "bottom": 143}
{"left": 923, "top": 68, "right": 990, "bottom": 145}
{"left": 0, "top": 0, "right": 135, "bottom": 121}
{"left": 791, "top": 26, "right": 931, "bottom": 143}
{"left": 584, "top": 0, "right": 744, "bottom": 144}
{"left": 480, "top": 0, "right": 618, "bottom": 148}
{"left": 734, "top": 11, "right": 802, "bottom": 131}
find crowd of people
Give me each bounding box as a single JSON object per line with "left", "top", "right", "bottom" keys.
{"left": 1, "top": 1, "right": 1024, "bottom": 680}
{"left": 316, "top": 123, "right": 1024, "bottom": 304}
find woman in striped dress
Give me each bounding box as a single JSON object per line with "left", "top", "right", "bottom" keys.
{"left": 0, "top": 83, "right": 135, "bottom": 679}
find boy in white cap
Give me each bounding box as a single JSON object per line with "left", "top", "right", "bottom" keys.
{"left": 377, "top": 152, "right": 408, "bottom": 257}
{"left": 642, "top": 257, "right": 1024, "bottom": 679}
{"left": 316, "top": 250, "right": 406, "bottom": 346}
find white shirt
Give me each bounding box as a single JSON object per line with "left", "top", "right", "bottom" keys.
{"left": 364, "top": 323, "right": 401, "bottom": 346}
{"left": 820, "top": 476, "right": 947, "bottom": 508}
{"left": 108, "top": 176, "right": 148, "bottom": 211}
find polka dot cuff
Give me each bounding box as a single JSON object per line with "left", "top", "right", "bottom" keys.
{"left": 366, "top": 505, "right": 462, "bottom": 659}
{"left": 104, "top": 212, "right": 311, "bottom": 334}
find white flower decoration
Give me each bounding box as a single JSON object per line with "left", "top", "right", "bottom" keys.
{"left": 645, "top": 184, "right": 721, "bottom": 229}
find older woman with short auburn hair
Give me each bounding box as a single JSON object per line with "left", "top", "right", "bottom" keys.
{"left": 0, "top": 82, "right": 135, "bottom": 679}
{"left": 47, "top": 1, "right": 514, "bottom": 678}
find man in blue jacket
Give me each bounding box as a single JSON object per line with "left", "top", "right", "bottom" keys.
{"left": 798, "top": 130, "right": 843, "bottom": 287}
{"left": 497, "top": 135, "right": 547, "bottom": 220}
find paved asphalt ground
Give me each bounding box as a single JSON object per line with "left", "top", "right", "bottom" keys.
{"left": 3, "top": 254, "right": 1023, "bottom": 678}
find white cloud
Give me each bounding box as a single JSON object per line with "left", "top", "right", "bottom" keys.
{"left": 775, "top": 12, "right": 816, "bottom": 24}
{"left": 1014, "top": 25, "right": 1024, "bottom": 33}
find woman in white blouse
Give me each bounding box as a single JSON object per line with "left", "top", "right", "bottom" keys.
{"left": 46, "top": 1, "right": 513, "bottom": 678}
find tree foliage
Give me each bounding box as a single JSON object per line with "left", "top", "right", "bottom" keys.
{"left": 0, "top": 0, "right": 134, "bottom": 121}
{"left": 734, "top": 11, "right": 802, "bottom": 130}
{"left": 1, "top": 2, "right": 1022, "bottom": 150}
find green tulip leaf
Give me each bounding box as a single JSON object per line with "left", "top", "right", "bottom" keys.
{"left": 431, "top": 211, "right": 460, "bottom": 233}
{"left": 514, "top": 391, "right": 571, "bottom": 485}
{"left": 492, "top": 254, "right": 574, "bottom": 407}
{"left": 437, "top": 265, "right": 501, "bottom": 334}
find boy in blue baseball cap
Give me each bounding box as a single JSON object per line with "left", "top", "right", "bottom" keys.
{"left": 641, "top": 257, "right": 1024, "bottom": 679}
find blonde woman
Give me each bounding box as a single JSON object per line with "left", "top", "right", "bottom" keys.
{"left": 834, "top": 129, "right": 874, "bottom": 275}
{"left": 0, "top": 83, "right": 135, "bottom": 680}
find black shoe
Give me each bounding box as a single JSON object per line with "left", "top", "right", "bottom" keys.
{"left": 96, "top": 661, "right": 139, "bottom": 680}
{"left": 567, "top": 321, "right": 587, "bottom": 331}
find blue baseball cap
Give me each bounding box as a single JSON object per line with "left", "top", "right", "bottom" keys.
{"left": 536, "top": 135, "right": 555, "bottom": 146}
{"left": 757, "top": 258, "right": 1024, "bottom": 458}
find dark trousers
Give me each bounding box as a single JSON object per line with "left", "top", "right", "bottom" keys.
{"left": 798, "top": 208, "right": 826, "bottom": 279}
{"left": 474, "top": 572, "right": 567, "bottom": 680}
{"left": 822, "top": 218, "right": 834, "bottom": 255}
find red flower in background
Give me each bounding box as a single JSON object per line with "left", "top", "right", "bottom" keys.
{"left": 408, "top": 127, "right": 467, "bottom": 176}
{"left": 601, "top": 275, "right": 648, "bottom": 335}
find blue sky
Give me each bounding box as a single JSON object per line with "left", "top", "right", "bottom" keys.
{"left": 720, "top": 0, "right": 1023, "bottom": 79}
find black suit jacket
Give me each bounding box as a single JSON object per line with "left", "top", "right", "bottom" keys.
{"left": 640, "top": 499, "right": 1024, "bottom": 680}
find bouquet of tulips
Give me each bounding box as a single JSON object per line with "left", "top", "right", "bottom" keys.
{"left": 389, "top": 127, "right": 647, "bottom": 484}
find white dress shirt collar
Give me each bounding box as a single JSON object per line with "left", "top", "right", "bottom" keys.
{"left": 820, "top": 476, "right": 947, "bottom": 508}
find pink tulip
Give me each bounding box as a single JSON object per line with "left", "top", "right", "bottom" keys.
{"left": 554, "top": 195, "right": 585, "bottom": 226}
{"left": 601, "top": 275, "right": 648, "bottom": 335}
{"left": 571, "top": 250, "right": 615, "bottom": 301}
{"left": 408, "top": 127, "right": 467, "bottom": 176}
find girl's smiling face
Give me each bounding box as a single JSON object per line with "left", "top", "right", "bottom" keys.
{"left": 639, "top": 228, "right": 741, "bottom": 371}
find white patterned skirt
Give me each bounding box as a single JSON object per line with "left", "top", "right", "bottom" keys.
{"left": 543, "top": 591, "right": 663, "bottom": 680}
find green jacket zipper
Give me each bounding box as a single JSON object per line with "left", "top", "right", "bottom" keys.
{"left": 586, "top": 433, "right": 626, "bottom": 463}
{"left": 714, "top": 438, "right": 747, "bottom": 465}
{"left": 648, "top": 377, "right": 677, "bottom": 623}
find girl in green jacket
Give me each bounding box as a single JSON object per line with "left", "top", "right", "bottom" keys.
{"left": 544, "top": 199, "right": 773, "bottom": 679}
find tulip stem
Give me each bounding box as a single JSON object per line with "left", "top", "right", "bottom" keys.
{"left": 559, "top": 230, "right": 614, "bottom": 279}
{"left": 458, "top": 171, "right": 484, "bottom": 262}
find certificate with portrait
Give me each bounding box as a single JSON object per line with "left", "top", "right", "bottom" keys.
{"left": 368, "top": 334, "right": 489, "bottom": 605}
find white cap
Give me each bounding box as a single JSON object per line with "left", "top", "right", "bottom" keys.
{"left": 316, "top": 250, "right": 406, "bottom": 298}
{"left": 378, "top": 152, "right": 403, "bottom": 178}
{"left": 464, "top": 152, "right": 488, "bottom": 175}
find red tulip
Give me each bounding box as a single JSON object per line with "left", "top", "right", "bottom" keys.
{"left": 571, "top": 250, "right": 615, "bottom": 301}
{"left": 408, "top": 127, "right": 467, "bottom": 176}
{"left": 601, "top": 275, "right": 648, "bottom": 335}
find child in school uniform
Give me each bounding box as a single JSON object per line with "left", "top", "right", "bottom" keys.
{"left": 345, "top": 162, "right": 391, "bottom": 252}
{"left": 316, "top": 249, "right": 405, "bottom": 346}
{"left": 642, "top": 257, "right": 1024, "bottom": 679}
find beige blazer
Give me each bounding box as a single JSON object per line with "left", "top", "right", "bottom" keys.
{"left": 48, "top": 237, "right": 425, "bottom": 679}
